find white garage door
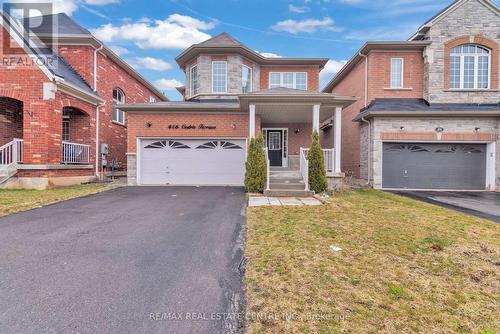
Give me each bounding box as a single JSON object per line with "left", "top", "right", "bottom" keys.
{"left": 139, "top": 139, "right": 246, "bottom": 186}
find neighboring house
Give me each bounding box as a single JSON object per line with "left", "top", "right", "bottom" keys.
{"left": 323, "top": 0, "right": 500, "bottom": 191}
{"left": 122, "top": 33, "right": 356, "bottom": 194}
{"left": 0, "top": 13, "right": 167, "bottom": 189}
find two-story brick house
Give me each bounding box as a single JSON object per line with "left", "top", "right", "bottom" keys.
{"left": 122, "top": 33, "right": 356, "bottom": 195}
{"left": 323, "top": 0, "right": 500, "bottom": 191}
{"left": 0, "top": 12, "right": 167, "bottom": 189}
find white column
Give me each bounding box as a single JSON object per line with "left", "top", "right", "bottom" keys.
{"left": 312, "top": 104, "right": 320, "bottom": 133}
{"left": 334, "top": 107, "right": 342, "bottom": 174}
{"left": 249, "top": 104, "right": 256, "bottom": 139}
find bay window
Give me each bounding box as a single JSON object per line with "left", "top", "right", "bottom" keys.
{"left": 190, "top": 64, "right": 199, "bottom": 96}
{"left": 212, "top": 61, "right": 227, "bottom": 93}
{"left": 242, "top": 65, "right": 252, "bottom": 93}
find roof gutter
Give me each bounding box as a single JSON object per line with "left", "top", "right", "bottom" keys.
{"left": 54, "top": 77, "right": 105, "bottom": 106}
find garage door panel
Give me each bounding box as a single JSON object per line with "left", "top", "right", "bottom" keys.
{"left": 382, "top": 143, "right": 486, "bottom": 190}
{"left": 140, "top": 139, "right": 246, "bottom": 186}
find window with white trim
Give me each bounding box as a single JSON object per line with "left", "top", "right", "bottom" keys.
{"left": 242, "top": 65, "right": 252, "bottom": 93}
{"left": 449, "top": 44, "right": 490, "bottom": 89}
{"left": 212, "top": 61, "right": 227, "bottom": 93}
{"left": 190, "top": 64, "right": 199, "bottom": 96}
{"left": 112, "top": 88, "right": 125, "bottom": 124}
{"left": 390, "top": 58, "right": 404, "bottom": 88}
{"left": 268, "top": 72, "right": 308, "bottom": 90}
{"left": 149, "top": 96, "right": 156, "bottom": 103}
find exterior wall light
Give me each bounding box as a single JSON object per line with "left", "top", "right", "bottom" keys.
{"left": 475, "top": 127, "right": 480, "bottom": 132}
{"left": 435, "top": 127, "right": 444, "bottom": 133}
{"left": 295, "top": 129, "right": 300, "bottom": 134}
{"left": 146, "top": 121, "right": 152, "bottom": 128}
{"left": 400, "top": 126, "right": 405, "bottom": 131}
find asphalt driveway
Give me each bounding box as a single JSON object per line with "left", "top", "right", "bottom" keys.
{"left": 0, "top": 186, "right": 247, "bottom": 334}
{"left": 391, "top": 191, "right": 500, "bottom": 223}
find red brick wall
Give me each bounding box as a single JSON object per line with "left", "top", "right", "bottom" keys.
{"left": 367, "top": 51, "right": 424, "bottom": 101}
{"left": 330, "top": 58, "right": 366, "bottom": 177}
{"left": 54, "top": 46, "right": 164, "bottom": 170}
{"left": 0, "top": 97, "right": 23, "bottom": 146}
{"left": 126, "top": 113, "right": 260, "bottom": 152}
{"left": 260, "top": 66, "right": 320, "bottom": 92}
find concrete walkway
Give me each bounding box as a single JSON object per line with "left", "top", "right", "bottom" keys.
{"left": 248, "top": 196, "right": 322, "bottom": 207}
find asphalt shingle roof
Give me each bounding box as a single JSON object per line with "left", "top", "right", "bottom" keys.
{"left": 24, "top": 13, "right": 91, "bottom": 36}
{"left": 362, "top": 99, "right": 500, "bottom": 112}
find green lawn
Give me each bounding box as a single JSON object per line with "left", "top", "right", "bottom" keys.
{"left": 245, "top": 189, "right": 500, "bottom": 334}
{"left": 0, "top": 184, "right": 119, "bottom": 217}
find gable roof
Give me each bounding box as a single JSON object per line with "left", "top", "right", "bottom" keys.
{"left": 410, "top": 0, "right": 500, "bottom": 40}
{"left": 23, "top": 13, "right": 168, "bottom": 101}
{"left": 198, "top": 32, "right": 242, "bottom": 46}
{"left": 24, "top": 13, "right": 91, "bottom": 36}
{"left": 175, "top": 32, "right": 328, "bottom": 69}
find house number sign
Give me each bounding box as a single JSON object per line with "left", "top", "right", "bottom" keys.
{"left": 168, "top": 124, "right": 217, "bottom": 130}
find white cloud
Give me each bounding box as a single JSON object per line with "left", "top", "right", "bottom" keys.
{"left": 84, "top": 0, "right": 119, "bottom": 5}
{"left": 91, "top": 14, "right": 215, "bottom": 49}
{"left": 129, "top": 57, "right": 172, "bottom": 71}
{"left": 154, "top": 78, "right": 183, "bottom": 91}
{"left": 271, "top": 17, "right": 342, "bottom": 34}
{"left": 288, "top": 4, "right": 310, "bottom": 13}
{"left": 320, "top": 59, "right": 347, "bottom": 79}
{"left": 256, "top": 51, "right": 282, "bottom": 58}
{"left": 109, "top": 45, "right": 131, "bottom": 56}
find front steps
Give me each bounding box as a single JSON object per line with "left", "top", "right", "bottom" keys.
{"left": 264, "top": 168, "right": 314, "bottom": 197}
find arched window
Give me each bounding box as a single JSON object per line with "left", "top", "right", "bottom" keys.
{"left": 449, "top": 44, "right": 490, "bottom": 89}
{"left": 112, "top": 88, "right": 126, "bottom": 124}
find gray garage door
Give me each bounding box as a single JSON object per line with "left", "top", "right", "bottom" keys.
{"left": 382, "top": 143, "right": 486, "bottom": 190}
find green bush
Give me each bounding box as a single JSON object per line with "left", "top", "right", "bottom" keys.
{"left": 308, "top": 131, "right": 328, "bottom": 193}
{"left": 244, "top": 135, "right": 267, "bottom": 193}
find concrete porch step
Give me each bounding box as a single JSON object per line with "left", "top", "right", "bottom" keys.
{"left": 264, "top": 189, "right": 315, "bottom": 197}
{"left": 270, "top": 177, "right": 304, "bottom": 183}
{"left": 269, "top": 183, "right": 306, "bottom": 190}
{"left": 269, "top": 171, "right": 302, "bottom": 178}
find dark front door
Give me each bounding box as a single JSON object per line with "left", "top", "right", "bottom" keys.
{"left": 267, "top": 130, "right": 283, "bottom": 167}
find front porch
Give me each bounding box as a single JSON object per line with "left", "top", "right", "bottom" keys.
{"left": 240, "top": 88, "right": 357, "bottom": 194}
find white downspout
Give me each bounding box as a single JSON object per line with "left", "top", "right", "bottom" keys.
{"left": 94, "top": 42, "right": 104, "bottom": 178}
{"left": 358, "top": 51, "right": 368, "bottom": 107}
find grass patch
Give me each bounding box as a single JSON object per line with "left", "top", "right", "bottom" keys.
{"left": 245, "top": 189, "right": 500, "bottom": 333}
{"left": 0, "top": 184, "right": 119, "bottom": 217}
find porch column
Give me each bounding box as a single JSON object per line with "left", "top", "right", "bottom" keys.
{"left": 312, "top": 104, "right": 320, "bottom": 133}
{"left": 249, "top": 104, "right": 256, "bottom": 139}
{"left": 334, "top": 107, "right": 342, "bottom": 174}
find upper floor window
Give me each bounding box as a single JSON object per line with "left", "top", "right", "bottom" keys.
{"left": 391, "top": 58, "right": 404, "bottom": 88}
{"left": 212, "top": 61, "right": 227, "bottom": 93}
{"left": 450, "top": 44, "right": 490, "bottom": 89}
{"left": 269, "top": 72, "right": 308, "bottom": 90}
{"left": 190, "top": 65, "right": 199, "bottom": 96}
{"left": 149, "top": 96, "right": 156, "bottom": 103}
{"left": 242, "top": 65, "right": 252, "bottom": 93}
{"left": 112, "top": 88, "right": 125, "bottom": 125}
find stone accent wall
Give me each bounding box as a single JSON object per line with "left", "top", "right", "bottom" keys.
{"left": 423, "top": 0, "right": 500, "bottom": 103}
{"left": 185, "top": 54, "right": 261, "bottom": 100}
{"left": 368, "top": 117, "right": 500, "bottom": 189}
{"left": 127, "top": 154, "right": 137, "bottom": 185}
{"left": 359, "top": 122, "right": 370, "bottom": 181}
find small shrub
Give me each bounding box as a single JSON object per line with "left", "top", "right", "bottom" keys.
{"left": 388, "top": 283, "right": 404, "bottom": 299}
{"left": 244, "top": 136, "right": 267, "bottom": 193}
{"left": 308, "top": 131, "right": 328, "bottom": 193}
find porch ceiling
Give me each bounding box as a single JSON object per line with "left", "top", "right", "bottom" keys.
{"left": 255, "top": 103, "right": 337, "bottom": 123}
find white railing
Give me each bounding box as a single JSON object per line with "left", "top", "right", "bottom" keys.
{"left": 0, "top": 139, "right": 23, "bottom": 166}
{"left": 62, "top": 141, "right": 90, "bottom": 164}
{"left": 300, "top": 147, "right": 309, "bottom": 191}
{"left": 302, "top": 148, "right": 335, "bottom": 176}
{"left": 264, "top": 148, "right": 270, "bottom": 191}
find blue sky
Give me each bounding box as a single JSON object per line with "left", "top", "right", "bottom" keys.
{"left": 36, "top": 0, "right": 467, "bottom": 100}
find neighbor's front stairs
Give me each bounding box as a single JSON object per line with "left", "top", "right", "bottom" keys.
{"left": 0, "top": 139, "right": 23, "bottom": 186}
{"left": 264, "top": 167, "right": 314, "bottom": 197}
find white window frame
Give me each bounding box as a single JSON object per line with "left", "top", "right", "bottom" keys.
{"left": 390, "top": 58, "right": 404, "bottom": 89}
{"left": 62, "top": 109, "right": 70, "bottom": 142}
{"left": 242, "top": 64, "right": 253, "bottom": 93}
{"left": 450, "top": 44, "right": 491, "bottom": 90}
{"left": 112, "top": 87, "right": 126, "bottom": 125}
{"left": 268, "top": 72, "right": 308, "bottom": 90}
{"left": 149, "top": 96, "right": 156, "bottom": 103}
{"left": 190, "top": 64, "right": 199, "bottom": 96}
{"left": 211, "top": 61, "right": 228, "bottom": 93}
